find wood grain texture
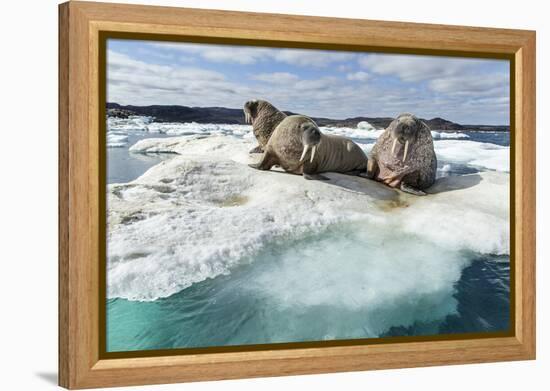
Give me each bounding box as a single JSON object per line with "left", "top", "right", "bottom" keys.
{"left": 58, "top": 1, "right": 536, "bottom": 389}
{"left": 514, "top": 33, "right": 536, "bottom": 354}
{"left": 58, "top": 3, "right": 70, "bottom": 387}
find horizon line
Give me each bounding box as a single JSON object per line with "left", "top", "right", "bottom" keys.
{"left": 106, "top": 102, "right": 510, "bottom": 127}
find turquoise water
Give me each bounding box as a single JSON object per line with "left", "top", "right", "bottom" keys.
{"left": 107, "top": 133, "right": 173, "bottom": 184}
{"left": 106, "top": 223, "right": 509, "bottom": 352}
{"left": 106, "top": 130, "right": 510, "bottom": 352}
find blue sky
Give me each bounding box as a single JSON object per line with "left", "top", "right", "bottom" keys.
{"left": 107, "top": 39, "right": 510, "bottom": 125}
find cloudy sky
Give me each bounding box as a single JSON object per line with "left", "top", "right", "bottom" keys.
{"left": 107, "top": 39, "right": 510, "bottom": 125}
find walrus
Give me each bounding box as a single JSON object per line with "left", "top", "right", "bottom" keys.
{"left": 365, "top": 113, "right": 437, "bottom": 195}
{"left": 243, "top": 99, "right": 287, "bottom": 153}
{"left": 249, "top": 115, "right": 368, "bottom": 180}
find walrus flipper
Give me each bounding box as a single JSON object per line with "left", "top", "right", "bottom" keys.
{"left": 364, "top": 158, "right": 378, "bottom": 179}
{"left": 303, "top": 173, "right": 329, "bottom": 181}
{"left": 249, "top": 145, "right": 264, "bottom": 154}
{"left": 400, "top": 182, "right": 426, "bottom": 196}
{"left": 248, "top": 151, "right": 276, "bottom": 171}
{"left": 344, "top": 169, "right": 368, "bottom": 177}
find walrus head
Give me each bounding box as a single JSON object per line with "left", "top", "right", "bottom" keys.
{"left": 299, "top": 121, "right": 322, "bottom": 163}
{"left": 243, "top": 100, "right": 259, "bottom": 124}
{"left": 390, "top": 113, "right": 422, "bottom": 162}
{"left": 243, "top": 99, "right": 279, "bottom": 124}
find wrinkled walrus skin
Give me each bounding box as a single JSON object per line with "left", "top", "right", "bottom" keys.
{"left": 250, "top": 115, "right": 369, "bottom": 180}
{"left": 243, "top": 99, "right": 287, "bottom": 153}
{"left": 366, "top": 113, "right": 437, "bottom": 195}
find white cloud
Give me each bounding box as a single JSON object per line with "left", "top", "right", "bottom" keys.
{"left": 251, "top": 72, "right": 299, "bottom": 84}
{"left": 196, "top": 47, "right": 270, "bottom": 65}
{"left": 337, "top": 64, "right": 353, "bottom": 72}
{"left": 359, "top": 54, "right": 479, "bottom": 82}
{"left": 272, "top": 49, "right": 355, "bottom": 67}
{"left": 428, "top": 73, "right": 509, "bottom": 97}
{"left": 152, "top": 42, "right": 272, "bottom": 65}
{"left": 107, "top": 50, "right": 252, "bottom": 107}
{"left": 107, "top": 45, "right": 510, "bottom": 124}
{"left": 346, "top": 71, "right": 369, "bottom": 81}
{"left": 150, "top": 42, "right": 355, "bottom": 67}
{"left": 359, "top": 53, "right": 509, "bottom": 114}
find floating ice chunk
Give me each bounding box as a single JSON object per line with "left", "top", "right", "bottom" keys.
{"left": 434, "top": 140, "right": 509, "bottom": 172}
{"left": 357, "top": 120, "right": 377, "bottom": 131}
{"left": 320, "top": 125, "right": 384, "bottom": 140}
{"left": 107, "top": 132, "right": 129, "bottom": 148}
{"left": 107, "top": 116, "right": 154, "bottom": 132}
{"left": 107, "top": 116, "right": 253, "bottom": 138}
{"left": 108, "top": 135, "right": 509, "bottom": 302}
{"left": 431, "top": 131, "right": 470, "bottom": 140}
{"left": 145, "top": 122, "right": 252, "bottom": 136}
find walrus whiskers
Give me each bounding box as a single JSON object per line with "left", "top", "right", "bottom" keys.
{"left": 403, "top": 140, "right": 409, "bottom": 162}
{"left": 391, "top": 138, "right": 398, "bottom": 155}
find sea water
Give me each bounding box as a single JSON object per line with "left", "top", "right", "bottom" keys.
{"left": 106, "top": 119, "right": 510, "bottom": 352}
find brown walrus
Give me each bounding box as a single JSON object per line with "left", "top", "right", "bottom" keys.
{"left": 365, "top": 113, "right": 437, "bottom": 195}
{"left": 243, "top": 99, "right": 287, "bottom": 153}
{"left": 249, "top": 115, "right": 368, "bottom": 180}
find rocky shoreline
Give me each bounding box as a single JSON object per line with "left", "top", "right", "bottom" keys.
{"left": 107, "top": 103, "right": 510, "bottom": 132}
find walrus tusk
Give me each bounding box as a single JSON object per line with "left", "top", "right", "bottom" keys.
{"left": 391, "top": 138, "right": 397, "bottom": 155}
{"left": 245, "top": 112, "right": 250, "bottom": 124}
{"left": 310, "top": 145, "right": 317, "bottom": 163}
{"left": 300, "top": 144, "right": 310, "bottom": 162}
{"left": 403, "top": 140, "right": 409, "bottom": 162}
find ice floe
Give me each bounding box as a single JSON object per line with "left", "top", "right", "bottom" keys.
{"left": 431, "top": 131, "right": 470, "bottom": 140}
{"left": 109, "top": 134, "right": 509, "bottom": 302}
{"left": 107, "top": 132, "right": 129, "bottom": 148}
{"left": 434, "top": 140, "right": 509, "bottom": 172}
{"left": 108, "top": 115, "right": 253, "bottom": 137}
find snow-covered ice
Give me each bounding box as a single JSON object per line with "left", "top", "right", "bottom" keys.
{"left": 109, "top": 130, "right": 509, "bottom": 302}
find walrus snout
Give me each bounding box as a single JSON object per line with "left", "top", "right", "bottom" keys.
{"left": 243, "top": 99, "right": 259, "bottom": 124}
{"left": 300, "top": 122, "right": 322, "bottom": 163}
{"left": 391, "top": 116, "right": 420, "bottom": 162}
{"left": 301, "top": 123, "right": 321, "bottom": 144}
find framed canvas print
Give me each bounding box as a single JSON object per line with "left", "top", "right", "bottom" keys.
{"left": 58, "top": 1, "right": 536, "bottom": 389}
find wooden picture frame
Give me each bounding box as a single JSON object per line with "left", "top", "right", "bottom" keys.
{"left": 59, "top": 1, "right": 536, "bottom": 389}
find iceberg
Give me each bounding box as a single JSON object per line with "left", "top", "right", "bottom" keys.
{"left": 434, "top": 139, "right": 509, "bottom": 172}
{"left": 431, "top": 131, "right": 470, "bottom": 140}
{"left": 107, "top": 132, "right": 129, "bottom": 148}
{"left": 357, "top": 120, "right": 377, "bottom": 131}
{"left": 319, "top": 121, "right": 384, "bottom": 140}
{"left": 108, "top": 115, "right": 254, "bottom": 137}
{"left": 107, "top": 115, "right": 154, "bottom": 132}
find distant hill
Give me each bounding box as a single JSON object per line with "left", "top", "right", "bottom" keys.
{"left": 107, "top": 103, "right": 509, "bottom": 132}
